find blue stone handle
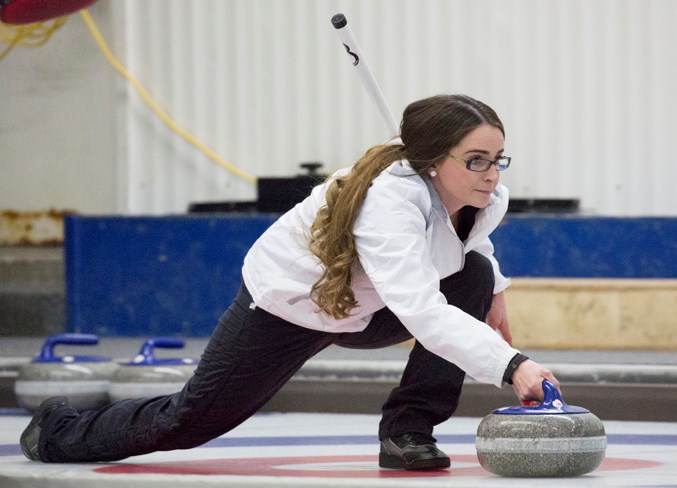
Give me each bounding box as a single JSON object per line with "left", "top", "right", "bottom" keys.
{"left": 136, "top": 337, "right": 186, "bottom": 365}
{"left": 491, "top": 379, "right": 589, "bottom": 414}
{"left": 541, "top": 379, "right": 565, "bottom": 408}
{"left": 38, "top": 333, "right": 99, "bottom": 361}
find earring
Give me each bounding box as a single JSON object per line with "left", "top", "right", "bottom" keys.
{"left": 429, "top": 170, "right": 437, "bottom": 177}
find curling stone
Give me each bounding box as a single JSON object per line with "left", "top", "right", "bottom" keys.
{"left": 476, "top": 380, "right": 606, "bottom": 477}
{"left": 108, "top": 337, "right": 198, "bottom": 402}
{"left": 14, "top": 333, "right": 117, "bottom": 412}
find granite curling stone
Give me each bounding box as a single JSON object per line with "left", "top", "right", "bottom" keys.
{"left": 14, "top": 333, "right": 117, "bottom": 412}
{"left": 476, "top": 380, "right": 606, "bottom": 477}
{"left": 108, "top": 336, "right": 198, "bottom": 402}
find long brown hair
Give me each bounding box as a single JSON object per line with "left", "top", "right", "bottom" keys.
{"left": 308, "top": 94, "right": 504, "bottom": 319}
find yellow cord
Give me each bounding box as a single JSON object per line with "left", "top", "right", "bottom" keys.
{"left": 1, "top": 10, "right": 256, "bottom": 184}
{"left": 0, "top": 17, "right": 67, "bottom": 60}
{"left": 78, "top": 10, "right": 256, "bottom": 184}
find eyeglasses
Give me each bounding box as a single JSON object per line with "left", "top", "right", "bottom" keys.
{"left": 449, "top": 154, "right": 512, "bottom": 172}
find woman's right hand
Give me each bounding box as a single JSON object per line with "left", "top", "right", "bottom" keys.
{"left": 510, "top": 359, "right": 560, "bottom": 402}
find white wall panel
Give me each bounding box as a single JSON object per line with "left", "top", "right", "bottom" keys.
{"left": 117, "top": 0, "right": 676, "bottom": 215}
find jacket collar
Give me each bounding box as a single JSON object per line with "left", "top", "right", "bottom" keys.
{"left": 422, "top": 169, "right": 508, "bottom": 242}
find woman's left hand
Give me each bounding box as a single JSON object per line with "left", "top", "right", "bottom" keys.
{"left": 486, "top": 291, "right": 512, "bottom": 346}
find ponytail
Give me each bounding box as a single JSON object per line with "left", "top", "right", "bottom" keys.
{"left": 308, "top": 144, "right": 403, "bottom": 319}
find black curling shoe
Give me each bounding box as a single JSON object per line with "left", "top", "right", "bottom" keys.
{"left": 20, "top": 396, "right": 71, "bottom": 462}
{"left": 379, "top": 433, "right": 451, "bottom": 470}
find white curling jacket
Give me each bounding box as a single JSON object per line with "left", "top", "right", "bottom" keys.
{"left": 242, "top": 160, "right": 520, "bottom": 387}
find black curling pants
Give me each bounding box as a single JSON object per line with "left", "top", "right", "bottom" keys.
{"left": 38, "top": 251, "right": 495, "bottom": 462}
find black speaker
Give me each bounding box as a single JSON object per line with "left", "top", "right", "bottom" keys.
{"left": 256, "top": 176, "right": 322, "bottom": 213}
{"left": 256, "top": 162, "right": 326, "bottom": 213}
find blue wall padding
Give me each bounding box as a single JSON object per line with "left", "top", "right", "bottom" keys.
{"left": 65, "top": 215, "right": 277, "bottom": 337}
{"left": 65, "top": 215, "right": 676, "bottom": 336}
{"left": 492, "top": 215, "right": 676, "bottom": 279}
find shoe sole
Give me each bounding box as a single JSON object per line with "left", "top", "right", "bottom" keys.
{"left": 379, "top": 452, "right": 451, "bottom": 470}
{"left": 20, "top": 411, "right": 43, "bottom": 461}
{"left": 20, "top": 396, "right": 70, "bottom": 462}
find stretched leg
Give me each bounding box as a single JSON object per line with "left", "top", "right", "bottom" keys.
{"left": 34, "top": 284, "right": 335, "bottom": 462}
{"left": 378, "top": 251, "right": 495, "bottom": 439}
